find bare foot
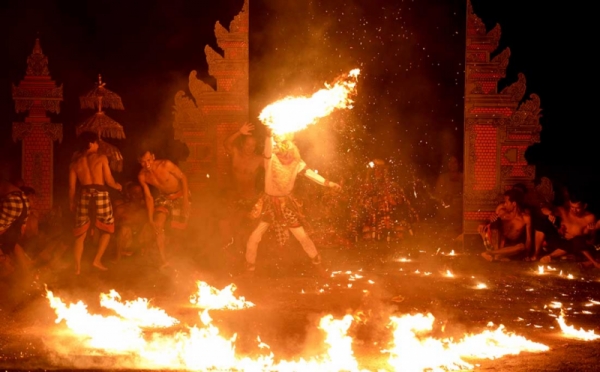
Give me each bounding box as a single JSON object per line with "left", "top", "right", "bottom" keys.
{"left": 540, "top": 255, "right": 552, "bottom": 263}
{"left": 92, "top": 262, "right": 108, "bottom": 271}
{"left": 481, "top": 252, "right": 494, "bottom": 262}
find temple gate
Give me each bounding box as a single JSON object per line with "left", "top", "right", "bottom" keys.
{"left": 463, "top": 0, "right": 542, "bottom": 244}
{"left": 172, "top": 0, "right": 249, "bottom": 194}
{"left": 11, "top": 39, "right": 63, "bottom": 214}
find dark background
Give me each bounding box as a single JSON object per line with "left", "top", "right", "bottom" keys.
{"left": 1, "top": 0, "right": 596, "bottom": 209}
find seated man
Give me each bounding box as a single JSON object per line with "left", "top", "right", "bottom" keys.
{"left": 479, "top": 189, "right": 532, "bottom": 261}
{"left": 537, "top": 194, "right": 596, "bottom": 264}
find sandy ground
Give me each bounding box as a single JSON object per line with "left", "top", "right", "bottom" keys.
{"left": 1, "top": 224, "right": 599, "bottom": 371}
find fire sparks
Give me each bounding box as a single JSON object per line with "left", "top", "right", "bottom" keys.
{"left": 259, "top": 69, "right": 360, "bottom": 135}
{"left": 475, "top": 283, "right": 488, "bottom": 289}
{"left": 189, "top": 280, "right": 255, "bottom": 310}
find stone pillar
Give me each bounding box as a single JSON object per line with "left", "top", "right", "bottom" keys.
{"left": 463, "top": 0, "right": 541, "bottom": 245}
{"left": 11, "top": 39, "right": 63, "bottom": 213}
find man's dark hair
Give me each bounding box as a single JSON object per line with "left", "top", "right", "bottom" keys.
{"left": 512, "top": 183, "right": 528, "bottom": 195}
{"left": 137, "top": 148, "right": 154, "bottom": 159}
{"left": 77, "top": 131, "right": 99, "bottom": 152}
{"left": 504, "top": 188, "right": 525, "bottom": 209}
{"left": 569, "top": 191, "right": 586, "bottom": 205}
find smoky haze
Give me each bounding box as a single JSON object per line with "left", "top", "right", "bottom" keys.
{"left": 250, "top": 0, "right": 465, "bottom": 186}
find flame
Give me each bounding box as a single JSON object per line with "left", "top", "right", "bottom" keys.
{"left": 259, "top": 69, "right": 360, "bottom": 135}
{"left": 189, "top": 280, "right": 255, "bottom": 310}
{"left": 384, "top": 314, "right": 549, "bottom": 371}
{"left": 556, "top": 314, "right": 600, "bottom": 341}
{"left": 45, "top": 286, "right": 550, "bottom": 371}
{"left": 538, "top": 266, "right": 544, "bottom": 274}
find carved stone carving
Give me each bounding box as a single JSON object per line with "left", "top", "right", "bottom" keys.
{"left": 12, "top": 122, "right": 33, "bottom": 142}
{"left": 463, "top": 1, "right": 542, "bottom": 235}
{"left": 501, "top": 73, "right": 526, "bottom": 103}
{"left": 172, "top": 0, "right": 249, "bottom": 192}
{"left": 491, "top": 48, "right": 511, "bottom": 70}
{"left": 26, "top": 39, "right": 49, "bottom": 76}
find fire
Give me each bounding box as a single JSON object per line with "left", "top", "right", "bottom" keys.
{"left": 556, "top": 314, "right": 600, "bottom": 341}
{"left": 189, "top": 280, "right": 255, "bottom": 310}
{"left": 259, "top": 69, "right": 360, "bottom": 135}
{"left": 384, "top": 314, "right": 549, "bottom": 371}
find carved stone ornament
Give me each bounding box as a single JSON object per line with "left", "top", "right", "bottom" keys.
{"left": 500, "top": 73, "right": 526, "bottom": 103}
{"left": 43, "top": 123, "right": 63, "bottom": 143}
{"left": 490, "top": 48, "right": 511, "bottom": 71}
{"left": 12, "top": 122, "right": 33, "bottom": 142}
{"left": 26, "top": 39, "right": 50, "bottom": 76}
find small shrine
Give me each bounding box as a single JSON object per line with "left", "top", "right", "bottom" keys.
{"left": 76, "top": 75, "right": 126, "bottom": 172}
{"left": 12, "top": 38, "right": 63, "bottom": 213}
{"left": 463, "top": 0, "right": 542, "bottom": 242}
{"left": 172, "top": 0, "right": 249, "bottom": 192}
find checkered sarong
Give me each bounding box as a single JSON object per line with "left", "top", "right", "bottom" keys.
{"left": 155, "top": 190, "right": 191, "bottom": 230}
{"left": 0, "top": 191, "right": 30, "bottom": 254}
{"left": 249, "top": 194, "right": 304, "bottom": 246}
{"left": 74, "top": 185, "right": 114, "bottom": 236}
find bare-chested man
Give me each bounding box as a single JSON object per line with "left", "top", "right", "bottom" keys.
{"left": 537, "top": 195, "right": 596, "bottom": 264}
{"left": 138, "top": 150, "right": 190, "bottom": 266}
{"left": 224, "top": 122, "right": 264, "bottom": 201}
{"left": 69, "top": 131, "right": 122, "bottom": 274}
{"left": 480, "top": 189, "right": 532, "bottom": 261}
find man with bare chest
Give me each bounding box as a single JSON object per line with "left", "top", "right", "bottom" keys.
{"left": 480, "top": 189, "right": 532, "bottom": 261}
{"left": 138, "top": 150, "right": 190, "bottom": 266}
{"left": 539, "top": 195, "right": 596, "bottom": 264}
{"left": 224, "top": 122, "right": 264, "bottom": 201}
{"left": 69, "top": 132, "right": 122, "bottom": 274}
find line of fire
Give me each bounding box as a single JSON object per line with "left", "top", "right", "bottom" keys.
{"left": 1, "top": 0, "right": 598, "bottom": 371}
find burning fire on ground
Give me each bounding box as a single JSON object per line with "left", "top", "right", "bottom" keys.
{"left": 45, "top": 280, "right": 552, "bottom": 371}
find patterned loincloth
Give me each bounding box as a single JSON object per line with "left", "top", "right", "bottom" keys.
{"left": 0, "top": 191, "right": 30, "bottom": 254}
{"left": 250, "top": 194, "right": 305, "bottom": 246}
{"left": 155, "top": 190, "right": 191, "bottom": 230}
{"left": 74, "top": 184, "right": 115, "bottom": 236}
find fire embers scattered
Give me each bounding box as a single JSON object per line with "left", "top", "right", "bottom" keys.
{"left": 45, "top": 280, "right": 552, "bottom": 371}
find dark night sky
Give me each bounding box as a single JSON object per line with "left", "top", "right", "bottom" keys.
{"left": 1, "top": 1, "right": 597, "bottom": 206}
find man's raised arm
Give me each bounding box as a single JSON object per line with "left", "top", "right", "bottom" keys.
{"left": 225, "top": 123, "right": 255, "bottom": 155}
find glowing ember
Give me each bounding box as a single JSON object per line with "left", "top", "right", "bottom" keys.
{"left": 557, "top": 314, "right": 600, "bottom": 341}
{"left": 384, "top": 313, "right": 548, "bottom": 371}
{"left": 537, "top": 266, "right": 544, "bottom": 275}
{"left": 445, "top": 270, "right": 454, "bottom": 278}
{"left": 475, "top": 283, "right": 488, "bottom": 289}
{"left": 259, "top": 69, "right": 360, "bottom": 135}
{"left": 189, "top": 280, "right": 255, "bottom": 310}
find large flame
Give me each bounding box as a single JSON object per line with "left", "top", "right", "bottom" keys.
{"left": 384, "top": 313, "right": 549, "bottom": 371}
{"left": 259, "top": 69, "right": 360, "bottom": 136}
{"left": 45, "top": 284, "right": 550, "bottom": 371}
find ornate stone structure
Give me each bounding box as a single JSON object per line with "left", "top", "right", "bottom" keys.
{"left": 12, "top": 39, "right": 63, "bottom": 213}
{"left": 463, "top": 0, "right": 541, "bottom": 237}
{"left": 172, "top": 0, "right": 249, "bottom": 193}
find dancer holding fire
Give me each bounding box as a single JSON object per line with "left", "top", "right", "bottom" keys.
{"left": 244, "top": 128, "right": 341, "bottom": 275}
{"left": 244, "top": 68, "right": 360, "bottom": 275}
